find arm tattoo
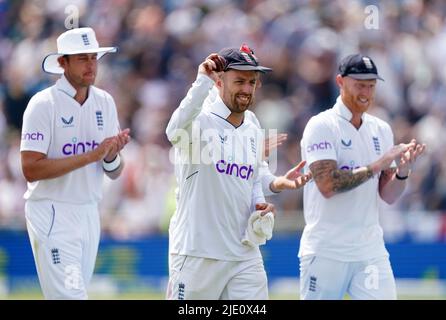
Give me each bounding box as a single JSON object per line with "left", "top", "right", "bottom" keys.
{"left": 310, "top": 160, "right": 374, "bottom": 195}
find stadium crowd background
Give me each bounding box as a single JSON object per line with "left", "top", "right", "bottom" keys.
{"left": 0, "top": 0, "right": 445, "bottom": 243}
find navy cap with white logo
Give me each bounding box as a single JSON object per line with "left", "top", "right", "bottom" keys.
{"left": 218, "top": 44, "right": 272, "bottom": 73}
{"left": 339, "top": 54, "right": 384, "bottom": 81}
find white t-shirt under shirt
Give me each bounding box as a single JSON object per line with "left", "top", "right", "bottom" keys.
{"left": 299, "top": 96, "right": 394, "bottom": 261}
{"left": 166, "top": 74, "right": 266, "bottom": 261}
{"left": 20, "top": 75, "right": 120, "bottom": 204}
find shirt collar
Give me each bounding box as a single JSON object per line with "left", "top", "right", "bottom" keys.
{"left": 333, "top": 95, "right": 366, "bottom": 122}
{"left": 209, "top": 92, "right": 232, "bottom": 119}
{"left": 55, "top": 74, "right": 77, "bottom": 98}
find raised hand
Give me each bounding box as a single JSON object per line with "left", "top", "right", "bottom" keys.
{"left": 396, "top": 139, "right": 426, "bottom": 177}
{"left": 198, "top": 53, "right": 226, "bottom": 82}
{"left": 284, "top": 161, "right": 312, "bottom": 187}
{"left": 91, "top": 137, "right": 115, "bottom": 162}
{"left": 372, "top": 141, "right": 416, "bottom": 174}
{"left": 270, "top": 160, "right": 312, "bottom": 192}
{"left": 104, "top": 128, "right": 131, "bottom": 162}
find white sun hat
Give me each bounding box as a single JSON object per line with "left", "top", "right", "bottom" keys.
{"left": 42, "top": 27, "right": 117, "bottom": 75}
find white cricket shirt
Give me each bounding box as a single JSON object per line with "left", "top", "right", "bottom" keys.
{"left": 20, "top": 75, "right": 120, "bottom": 204}
{"left": 205, "top": 87, "right": 277, "bottom": 196}
{"left": 299, "top": 96, "right": 394, "bottom": 261}
{"left": 166, "top": 74, "right": 266, "bottom": 261}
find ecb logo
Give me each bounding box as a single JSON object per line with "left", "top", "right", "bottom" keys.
{"left": 96, "top": 111, "right": 104, "bottom": 130}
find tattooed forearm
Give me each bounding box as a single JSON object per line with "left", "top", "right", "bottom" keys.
{"left": 332, "top": 166, "right": 374, "bottom": 193}
{"left": 310, "top": 160, "right": 337, "bottom": 182}
{"left": 310, "top": 160, "right": 374, "bottom": 196}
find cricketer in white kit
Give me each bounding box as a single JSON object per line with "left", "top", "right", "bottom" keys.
{"left": 20, "top": 27, "right": 130, "bottom": 299}
{"left": 166, "top": 45, "right": 277, "bottom": 300}
{"left": 204, "top": 86, "right": 312, "bottom": 197}
{"left": 299, "top": 54, "right": 426, "bottom": 300}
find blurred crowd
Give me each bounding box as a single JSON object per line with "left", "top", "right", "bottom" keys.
{"left": 0, "top": 0, "right": 445, "bottom": 241}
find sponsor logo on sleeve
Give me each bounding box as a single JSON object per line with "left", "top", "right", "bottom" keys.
{"left": 21, "top": 132, "right": 44, "bottom": 141}
{"left": 307, "top": 141, "right": 332, "bottom": 153}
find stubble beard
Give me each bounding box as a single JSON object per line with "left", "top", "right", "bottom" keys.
{"left": 231, "top": 94, "right": 254, "bottom": 113}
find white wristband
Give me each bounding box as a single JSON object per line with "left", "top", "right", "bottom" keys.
{"left": 102, "top": 154, "right": 121, "bottom": 172}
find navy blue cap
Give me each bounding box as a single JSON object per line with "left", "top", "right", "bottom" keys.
{"left": 218, "top": 44, "right": 272, "bottom": 73}
{"left": 339, "top": 54, "right": 384, "bottom": 81}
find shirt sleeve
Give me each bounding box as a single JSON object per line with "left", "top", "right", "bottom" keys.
{"left": 259, "top": 161, "right": 278, "bottom": 196}
{"left": 105, "top": 93, "right": 120, "bottom": 138}
{"left": 301, "top": 116, "right": 337, "bottom": 166}
{"left": 165, "top": 74, "right": 214, "bottom": 145}
{"left": 380, "top": 121, "right": 397, "bottom": 168}
{"left": 251, "top": 172, "right": 266, "bottom": 209}
{"left": 20, "top": 94, "right": 51, "bottom": 155}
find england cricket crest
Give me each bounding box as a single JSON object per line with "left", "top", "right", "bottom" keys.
{"left": 250, "top": 137, "right": 256, "bottom": 157}
{"left": 95, "top": 111, "right": 103, "bottom": 130}
{"left": 372, "top": 137, "right": 381, "bottom": 155}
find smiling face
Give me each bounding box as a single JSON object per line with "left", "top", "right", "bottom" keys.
{"left": 336, "top": 75, "right": 377, "bottom": 114}
{"left": 217, "top": 69, "right": 260, "bottom": 114}
{"left": 58, "top": 53, "right": 98, "bottom": 89}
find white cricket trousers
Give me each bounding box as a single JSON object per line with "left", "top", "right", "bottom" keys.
{"left": 299, "top": 255, "right": 397, "bottom": 300}
{"left": 25, "top": 199, "right": 100, "bottom": 300}
{"left": 166, "top": 255, "right": 268, "bottom": 300}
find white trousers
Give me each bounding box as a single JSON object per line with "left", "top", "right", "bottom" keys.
{"left": 25, "top": 200, "right": 100, "bottom": 299}
{"left": 299, "top": 255, "right": 397, "bottom": 300}
{"left": 166, "top": 255, "right": 268, "bottom": 300}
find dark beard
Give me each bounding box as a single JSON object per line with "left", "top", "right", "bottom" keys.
{"left": 231, "top": 96, "right": 253, "bottom": 113}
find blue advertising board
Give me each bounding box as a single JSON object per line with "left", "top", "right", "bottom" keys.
{"left": 1, "top": 231, "right": 445, "bottom": 282}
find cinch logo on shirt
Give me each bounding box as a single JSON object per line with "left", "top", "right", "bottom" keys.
{"left": 21, "top": 132, "right": 44, "bottom": 141}
{"left": 215, "top": 160, "right": 254, "bottom": 180}
{"left": 62, "top": 138, "right": 99, "bottom": 155}
{"left": 340, "top": 165, "right": 360, "bottom": 170}
{"left": 307, "top": 141, "right": 332, "bottom": 153}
